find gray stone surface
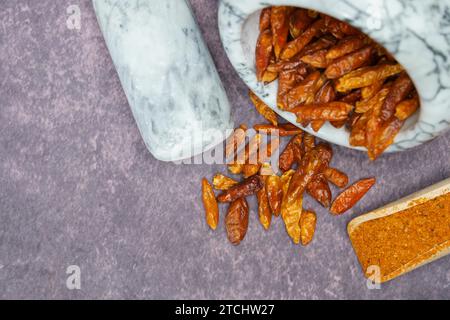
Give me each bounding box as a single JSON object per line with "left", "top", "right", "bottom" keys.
{"left": 0, "top": 0, "right": 449, "bottom": 300}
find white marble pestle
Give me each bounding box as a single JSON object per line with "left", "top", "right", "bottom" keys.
{"left": 93, "top": 0, "right": 233, "bottom": 161}
{"left": 219, "top": 0, "right": 450, "bottom": 152}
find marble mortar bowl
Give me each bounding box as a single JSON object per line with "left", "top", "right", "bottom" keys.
{"left": 218, "top": 0, "right": 450, "bottom": 152}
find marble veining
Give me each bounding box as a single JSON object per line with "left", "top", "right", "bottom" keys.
{"left": 93, "top": 0, "right": 233, "bottom": 161}
{"left": 219, "top": 0, "right": 450, "bottom": 152}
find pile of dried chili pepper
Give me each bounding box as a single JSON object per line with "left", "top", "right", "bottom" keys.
{"left": 202, "top": 92, "right": 376, "bottom": 246}
{"left": 256, "top": 6, "right": 420, "bottom": 160}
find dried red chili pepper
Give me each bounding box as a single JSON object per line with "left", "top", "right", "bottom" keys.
{"left": 293, "top": 102, "right": 354, "bottom": 123}
{"left": 280, "top": 170, "right": 303, "bottom": 244}
{"left": 257, "top": 180, "right": 272, "bottom": 230}
{"left": 217, "top": 175, "right": 264, "bottom": 203}
{"left": 300, "top": 35, "right": 337, "bottom": 57}
{"left": 300, "top": 210, "right": 317, "bottom": 246}
{"left": 289, "top": 8, "right": 314, "bottom": 38}
{"left": 301, "top": 49, "right": 329, "bottom": 69}
{"left": 279, "top": 134, "right": 303, "bottom": 172}
{"left": 307, "top": 174, "right": 332, "bottom": 208}
{"left": 365, "top": 86, "right": 390, "bottom": 159}
{"left": 213, "top": 174, "right": 239, "bottom": 191}
{"left": 280, "top": 19, "right": 325, "bottom": 60}
{"left": 260, "top": 7, "right": 272, "bottom": 31}
{"left": 302, "top": 132, "right": 316, "bottom": 154}
{"left": 380, "top": 72, "right": 414, "bottom": 122}
{"left": 267, "top": 56, "right": 308, "bottom": 74}
{"left": 255, "top": 29, "right": 274, "bottom": 81}
{"left": 330, "top": 178, "right": 376, "bottom": 215}
{"left": 395, "top": 94, "right": 419, "bottom": 121}
{"left": 324, "top": 168, "right": 349, "bottom": 188}
{"left": 278, "top": 140, "right": 295, "bottom": 173}
{"left": 225, "top": 198, "right": 249, "bottom": 245}
{"left": 326, "top": 36, "right": 366, "bottom": 60}
{"left": 311, "top": 80, "right": 337, "bottom": 132}
{"left": 292, "top": 136, "right": 304, "bottom": 164}
{"left": 266, "top": 174, "right": 283, "bottom": 217}
{"left": 271, "top": 6, "right": 290, "bottom": 59}
{"left": 325, "top": 46, "right": 374, "bottom": 79}
{"left": 335, "top": 64, "right": 404, "bottom": 92}
{"left": 202, "top": 178, "right": 219, "bottom": 230}
{"left": 369, "top": 117, "right": 404, "bottom": 160}
{"left": 254, "top": 123, "right": 304, "bottom": 137}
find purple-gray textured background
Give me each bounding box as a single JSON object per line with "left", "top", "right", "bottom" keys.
{"left": 0, "top": 0, "right": 449, "bottom": 300}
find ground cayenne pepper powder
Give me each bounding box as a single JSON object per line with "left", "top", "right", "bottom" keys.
{"left": 349, "top": 192, "right": 450, "bottom": 282}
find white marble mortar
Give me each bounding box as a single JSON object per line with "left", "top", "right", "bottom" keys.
{"left": 219, "top": 0, "right": 450, "bottom": 152}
